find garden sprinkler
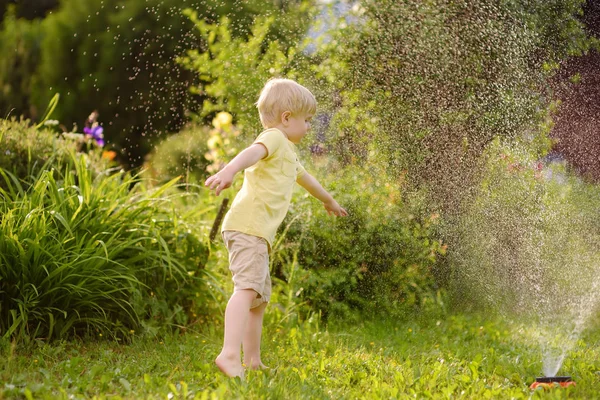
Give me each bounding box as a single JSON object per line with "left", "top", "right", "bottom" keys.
{"left": 529, "top": 376, "right": 576, "bottom": 390}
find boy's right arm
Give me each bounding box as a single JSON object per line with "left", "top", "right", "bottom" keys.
{"left": 204, "top": 143, "right": 267, "bottom": 195}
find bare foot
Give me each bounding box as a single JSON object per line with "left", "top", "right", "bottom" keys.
{"left": 215, "top": 354, "right": 244, "bottom": 378}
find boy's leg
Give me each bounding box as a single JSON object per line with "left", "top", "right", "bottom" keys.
{"left": 242, "top": 301, "right": 268, "bottom": 369}
{"left": 215, "top": 289, "right": 257, "bottom": 378}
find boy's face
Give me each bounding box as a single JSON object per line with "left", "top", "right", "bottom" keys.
{"left": 283, "top": 112, "right": 312, "bottom": 144}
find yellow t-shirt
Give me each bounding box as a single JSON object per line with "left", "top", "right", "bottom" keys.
{"left": 221, "top": 128, "right": 306, "bottom": 248}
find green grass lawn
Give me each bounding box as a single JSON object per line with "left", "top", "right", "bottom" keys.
{"left": 2, "top": 313, "right": 599, "bottom": 399}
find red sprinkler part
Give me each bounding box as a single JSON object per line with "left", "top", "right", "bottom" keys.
{"left": 530, "top": 376, "right": 576, "bottom": 390}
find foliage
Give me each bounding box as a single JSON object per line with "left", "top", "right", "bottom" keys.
{"left": 306, "top": 0, "right": 594, "bottom": 212}
{"left": 0, "top": 118, "right": 73, "bottom": 186}
{"left": 0, "top": 0, "right": 58, "bottom": 21}
{"left": 275, "top": 163, "right": 446, "bottom": 320}
{"left": 0, "top": 6, "right": 44, "bottom": 118}
{"left": 0, "top": 0, "right": 314, "bottom": 167}
{"left": 0, "top": 116, "right": 116, "bottom": 191}
{"left": 2, "top": 314, "right": 600, "bottom": 398}
{"left": 144, "top": 111, "right": 243, "bottom": 185}
{"left": 203, "top": 112, "right": 244, "bottom": 174}
{"left": 505, "top": 0, "right": 597, "bottom": 59}
{"left": 289, "top": 0, "right": 597, "bottom": 309}
{"left": 144, "top": 123, "right": 212, "bottom": 186}
{"left": 177, "top": 5, "right": 313, "bottom": 138}
{"left": 0, "top": 147, "right": 214, "bottom": 342}
{"left": 30, "top": 0, "right": 202, "bottom": 166}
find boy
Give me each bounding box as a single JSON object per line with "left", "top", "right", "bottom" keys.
{"left": 205, "top": 78, "right": 347, "bottom": 378}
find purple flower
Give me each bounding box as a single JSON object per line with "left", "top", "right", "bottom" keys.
{"left": 84, "top": 125, "right": 104, "bottom": 146}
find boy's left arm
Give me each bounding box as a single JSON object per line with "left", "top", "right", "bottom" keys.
{"left": 297, "top": 173, "right": 348, "bottom": 217}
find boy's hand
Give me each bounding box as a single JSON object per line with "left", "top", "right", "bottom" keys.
{"left": 296, "top": 173, "right": 347, "bottom": 216}
{"left": 204, "top": 143, "right": 267, "bottom": 196}
{"left": 205, "top": 169, "right": 235, "bottom": 196}
{"left": 324, "top": 199, "right": 348, "bottom": 217}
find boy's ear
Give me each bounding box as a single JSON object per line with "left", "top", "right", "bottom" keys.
{"left": 281, "top": 111, "right": 291, "bottom": 125}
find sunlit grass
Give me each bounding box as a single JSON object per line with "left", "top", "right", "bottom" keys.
{"left": 2, "top": 313, "right": 598, "bottom": 399}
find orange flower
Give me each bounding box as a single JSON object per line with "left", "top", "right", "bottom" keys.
{"left": 102, "top": 150, "right": 117, "bottom": 160}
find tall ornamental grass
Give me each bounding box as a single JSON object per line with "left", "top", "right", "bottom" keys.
{"left": 0, "top": 152, "right": 213, "bottom": 342}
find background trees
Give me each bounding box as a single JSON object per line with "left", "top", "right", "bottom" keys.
{"left": 310, "top": 0, "right": 592, "bottom": 213}
{"left": 0, "top": 0, "right": 312, "bottom": 166}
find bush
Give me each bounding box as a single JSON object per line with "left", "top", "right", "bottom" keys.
{"left": 0, "top": 117, "right": 109, "bottom": 189}
{"left": 0, "top": 118, "right": 72, "bottom": 184}
{"left": 144, "top": 123, "right": 212, "bottom": 185}
{"left": 0, "top": 147, "right": 213, "bottom": 342}
{"left": 275, "top": 164, "right": 446, "bottom": 320}
{"left": 144, "top": 112, "right": 245, "bottom": 185}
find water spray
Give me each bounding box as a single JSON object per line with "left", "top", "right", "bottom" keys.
{"left": 529, "top": 376, "right": 576, "bottom": 390}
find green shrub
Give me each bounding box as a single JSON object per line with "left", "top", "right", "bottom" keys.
{"left": 0, "top": 152, "right": 212, "bottom": 342}
{"left": 144, "top": 112, "right": 245, "bottom": 185}
{"left": 0, "top": 117, "right": 110, "bottom": 189}
{"left": 144, "top": 123, "right": 211, "bottom": 185}
{"left": 0, "top": 118, "right": 72, "bottom": 184}
{"left": 275, "top": 164, "right": 446, "bottom": 321}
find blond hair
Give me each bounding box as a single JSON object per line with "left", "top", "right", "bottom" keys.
{"left": 256, "top": 78, "right": 317, "bottom": 128}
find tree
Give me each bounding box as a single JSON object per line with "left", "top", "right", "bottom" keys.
{"left": 311, "top": 0, "right": 592, "bottom": 211}
{"left": 0, "top": 6, "right": 43, "bottom": 118}
{"left": 0, "top": 0, "right": 58, "bottom": 21}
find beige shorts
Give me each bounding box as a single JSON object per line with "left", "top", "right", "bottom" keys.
{"left": 222, "top": 231, "right": 271, "bottom": 309}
